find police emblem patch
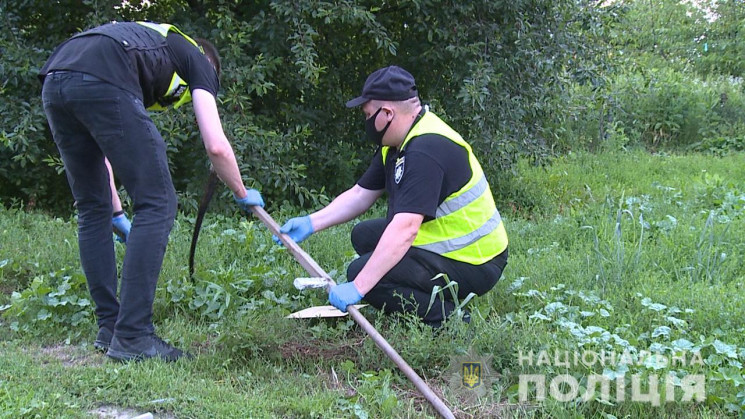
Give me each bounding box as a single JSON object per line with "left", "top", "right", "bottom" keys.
{"left": 461, "top": 362, "right": 482, "bottom": 389}
{"left": 446, "top": 347, "right": 496, "bottom": 404}
{"left": 172, "top": 85, "right": 187, "bottom": 98}
{"left": 394, "top": 156, "right": 405, "bottom": 184}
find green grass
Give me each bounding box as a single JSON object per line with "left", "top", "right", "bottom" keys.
{"left": 1, "top": 150, "right": 744, "bottom": 417}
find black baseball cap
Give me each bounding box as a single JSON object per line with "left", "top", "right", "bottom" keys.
{"left": 346, "top": 66, "right": 418, "bottom": 108}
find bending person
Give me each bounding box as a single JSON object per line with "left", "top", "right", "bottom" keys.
{"left": 40, "top": 21, "right": 264, "bottom": 361}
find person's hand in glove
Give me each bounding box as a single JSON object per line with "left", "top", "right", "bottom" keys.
{"left": 273, "top": 215, "right": 314, "bottom": 245}
{"left": 329, "top": 282, "right": 364, "bottom": 312}
{"left": 234, "top": 188, "right": 264, "bottom": 213}
{"left": 112, "top": 212, "right": 131, "bottom": 243}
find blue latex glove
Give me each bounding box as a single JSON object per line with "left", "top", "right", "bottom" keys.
{"left": 329, "top": 282, "right": 364, "bottom": 312}
{"left": 234, "top": 188, "right": 265, "bottom": 213}
{"left": 273, "top": 215, "right": 314, "bottom": 245}
{"left": 112, "top": 213, "right": 131, "bottom": 243}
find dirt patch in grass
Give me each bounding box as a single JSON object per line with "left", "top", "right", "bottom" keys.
{"left": 38, "top": 344, "right": 106, "bottom": 367}
{"left": 90, "top": 406, "right": 150, "bottom": 419}
{"left": 90, "top": 405, "right": 176, "bottom": 419}
{"left": 278, "top": 336, "right": 365, "bottom": 363}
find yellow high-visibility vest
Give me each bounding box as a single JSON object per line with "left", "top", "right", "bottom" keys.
{"left": 136, "top": 22, "right": 202, "bottom": 111}
{"left": 381, "top": 111, "right": 508, "bottom": 264}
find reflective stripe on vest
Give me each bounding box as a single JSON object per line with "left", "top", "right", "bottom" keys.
{"left": 382, "top": 111, "right": 508, "bottom": 264}
{"left": 136, "top": 22, "right": 201, "bottom": 111}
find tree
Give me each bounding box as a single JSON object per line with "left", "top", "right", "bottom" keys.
{"left": 697, "top": 0, "right": 745, "bottom": 78}
{"left": 0, "top": 0, "right": 606, "bottom": 213}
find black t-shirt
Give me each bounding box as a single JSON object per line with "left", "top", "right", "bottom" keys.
{"left": 357, "top": 112, "right": 472, "bottom": 222}
{"left": 40, "top": 29, "right": 218, "bottom": 108}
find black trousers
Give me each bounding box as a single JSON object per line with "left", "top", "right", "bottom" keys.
{"left": 42, "top": 71, "right": 177, "bottom": 338}
{"left": 347, "top": 218, "right": 508, "bottom": 326}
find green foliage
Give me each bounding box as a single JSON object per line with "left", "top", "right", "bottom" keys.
{"left": 607, "top": 0, "right": 707, "bottom": 70}
{"left": 691, "top": 129, "right": 745, "bottom": 156}
{"left": 337, "top": 364, "right": 400, "bottom": 418}
{"left": 2, "top": 151, "right": 745, "bottom": 416}
{"left": 424, "top": 273, "right": 475, "bottom": 325}
{"left": 0, "top": 1, "right": 122, "bottom": 212}
{"left": 696, "top": 0, "right": 745, "bottom": 79}
{"left": 0, "top": 206, "right": 79, "bottom": 301}
{"left": 550, "top": 0, "right": 745, "bottom": 154}
{"left": 505, "top": 279, "right": 745, "bottom": 414}
{"left": 612, "top": 69, "right": 720, "bottom": 148}
{"left": 2, "top": 269, "right": 92, "bottom": 339}
{"left": 0, "top": 0, "right": 604, "bottom": 214}
{"left": 557, "top": 66, "right": 745, "bottom": 151}
{"left": 2, "top": 0, "right": 744, "bottom": 214}
{"left": 0, "top": 17, "right": 64, "bottom": 211}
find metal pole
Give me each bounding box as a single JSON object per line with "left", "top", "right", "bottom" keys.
{"left": 251, "top": 206, "right": 455, "bottom": 419}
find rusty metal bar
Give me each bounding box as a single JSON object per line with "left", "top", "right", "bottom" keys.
{"left": 251, "top": 206, "right": 455, "bottom": 419}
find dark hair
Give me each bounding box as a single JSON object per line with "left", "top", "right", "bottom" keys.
{"left": 195, "top": 38, "right": 221, "bottom": 77}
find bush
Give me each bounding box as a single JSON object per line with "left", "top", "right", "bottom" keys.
{"left": 555, "top": 65, "right": 745, "bottom": 152}
{"left": 0, "top": 0, "right": 605, "bottom": 215}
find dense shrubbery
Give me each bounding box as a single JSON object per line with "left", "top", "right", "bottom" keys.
{"left": 1, "top": 1, "right": 743, "bottom": 215}
{"left": 0, "top": 0, "right": 603, "bottom": 214}
{"left": 556, "top": 67, "right": 745, "bottom": 153}
{"left": 547, "top": 0, "right": 745, "bottom": 156}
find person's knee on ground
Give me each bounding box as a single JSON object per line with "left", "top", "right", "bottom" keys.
{"left": 364, "top": 285, "right": 461, "bottom": 328}
{"left": 349, "top": 257, "right": 459, "bottom": 327}
{"left": 350, "top": 218, "right": 386, "bottom": 255}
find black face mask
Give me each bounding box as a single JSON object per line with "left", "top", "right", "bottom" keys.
{"left": 365, "top": 107, "right": 392, "bottom": 147}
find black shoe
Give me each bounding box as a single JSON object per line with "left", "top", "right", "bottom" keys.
{"left": 106, "top": 334, "right": 191, "bottom": 362}
{"left": 94, "top": 327, "right": 113, "bottom": 352}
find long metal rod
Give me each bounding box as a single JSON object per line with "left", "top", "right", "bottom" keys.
{"left": 250, "top": 206, "right": 455, "bottom": 419}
